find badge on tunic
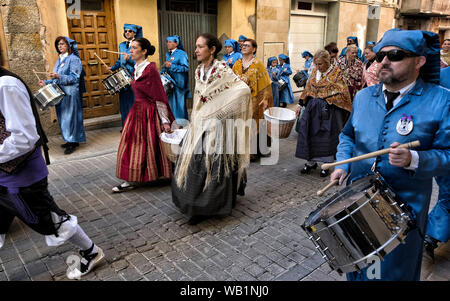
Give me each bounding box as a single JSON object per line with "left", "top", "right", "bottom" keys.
{"left": 396, "top": 114, "right": 413, "bottom": 136}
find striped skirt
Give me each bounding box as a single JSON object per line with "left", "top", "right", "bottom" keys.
{"left": 116, "top": 100, "right": 172, "bottom": 182}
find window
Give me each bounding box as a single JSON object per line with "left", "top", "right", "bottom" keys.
{"left": 80, "top": 0, "right": 104, "bottom": 11}
{"left": 298, "top": 2, "right": 312, "bottom": 11}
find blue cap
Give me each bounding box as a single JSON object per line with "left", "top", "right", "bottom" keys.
{"left": 366, "top": 41, "right": 376, "bottom": 46}
{"left": 373, "top": 29, "right": 441, "bottom": 84}
{"left": 238, "top": 35, "right": 248, "bottom": 41}
{"left": 278, "top": 54, "right": 290, "bottom": 64}
{"left": 347, "top": 36, "right": 359, "bottom": 47}
{"left": 302, "top": 51, "right": 313, "bottom": 58}
{"left": 166, "top": 35, "right": 185, "bottom": 51}
{"left": 124, "top": 24, "right": 143, "bottom": 39}
{"left": 267, "top": 57, "right": 278, "bottom": 68}
{"left": 224, "top": 39, "right": 240, "bottom": 53}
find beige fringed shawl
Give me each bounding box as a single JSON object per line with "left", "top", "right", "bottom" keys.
{"left": 175, "top": 60, "right": 252, "bottom": 190}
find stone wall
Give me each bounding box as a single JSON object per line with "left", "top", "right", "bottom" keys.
{"left": 0, "top": 0, "right": 59, "bottom": 135}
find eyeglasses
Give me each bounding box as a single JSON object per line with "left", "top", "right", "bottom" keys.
{"left": 241, "top": 44, "right": 251, "bottom": 48}
{"left": 124, "top": 30, "right": 134, "bottom": 33}
{"left": 375, "top": 49, "right": 418, "bottom": 63}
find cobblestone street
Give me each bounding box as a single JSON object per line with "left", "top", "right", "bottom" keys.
{"left": 0, "top": 126, "right": 448, "bottom": 281}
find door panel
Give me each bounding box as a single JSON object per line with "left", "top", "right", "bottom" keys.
{"left": 68, "top": 0, "right": 119, "bottom": 119}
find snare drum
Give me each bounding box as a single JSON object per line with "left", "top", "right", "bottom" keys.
{"left": 34, "top": 83, "right": 65, "bottom": 110}
{"left": 160, "top": 72, "right": 175, "bottom": 94}
{"left": 302, "top": 174, "right": 413, "bottom": 274}
{"left": 102, "top": 68, "right": 133, "bottom": 95}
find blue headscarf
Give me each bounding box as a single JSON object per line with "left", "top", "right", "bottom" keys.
{"left": 238, "top": 35, "right": 248, "bottom": 41}
{"left": 123, "top": 24, "right": 143, "bottom": 39}
{"left": 373, "top": 28, "right": 441, "bottom": 84}
{"left": 267, "top": 57, "right": 278, "bottom": 68}
{"left": 278, "top": 54, "right": 290, "bottom": 65}
{"left": 302, "top": 51, "right": 313, "bottom": 58}
{"left": 366, "top": 41, "right": 376, "bottom": 47}
{"left": 166, "top": 35, "right": 185, "bottom": 51}
{"left": 224, "top": 39, "right": 240, "bottom": 53}
{"left": 347, "top": 36, "right": 359, "bottom": 47}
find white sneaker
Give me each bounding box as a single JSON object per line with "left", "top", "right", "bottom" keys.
{"left": 67, "top": 247, "right": 105, "bottom": 280}
{"left": 112, "top": 182, "right": 135, "bottom": 193}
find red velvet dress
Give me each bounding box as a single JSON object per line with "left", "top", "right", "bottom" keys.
{"left": 116, "top": 62, "right": 175, "bottom": 182}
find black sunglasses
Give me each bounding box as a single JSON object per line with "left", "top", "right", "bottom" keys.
{"left": 124, "top": 30, "right": 134, "bottom": 33}
{"left": 375, "top": 49, "right": 418, "bottom": 63}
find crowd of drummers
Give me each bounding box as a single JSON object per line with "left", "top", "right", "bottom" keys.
{"left": 0, "top": 22, "right": 448, "bottom": 281}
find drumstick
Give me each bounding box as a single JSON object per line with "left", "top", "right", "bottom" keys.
{"left": 102, "top": 49, "right": 126, "bottom": 55}
{"left": 321, "top": 140, "right": 421, "bottom": 170}
{"left": 33, "top": 69, "right": 41, "bottom": 81}
{"left": 94, "top": 52, "right": 109, "bottom": 69}
{"left": 317, "top": 180, "right": 339, "bottom": 196}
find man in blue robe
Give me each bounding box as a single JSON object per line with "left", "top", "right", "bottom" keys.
{"left": 161, "top": 35, "right": 191, "bottom": 124}
{"left": 277, "top": 54, "right": 295, "bottom": 107}
{"left": 223, "top": 39, "right": 242, "bottom": 68}
{"left": 424, "top": 66, "right": 450, "bottom": 260}
{"left": 330, "top": 29, "right": 450, "bottom": 281}
{"left": 109, "top": 24, "right": 142, "bottom": 127}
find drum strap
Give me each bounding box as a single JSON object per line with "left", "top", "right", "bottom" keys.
{"left": 0, "top": 67, "right": 51, "bottom": 170}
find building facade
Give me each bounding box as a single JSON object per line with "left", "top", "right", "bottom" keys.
{"left": 0, "top": 0, "right": 447, "bottom": 133}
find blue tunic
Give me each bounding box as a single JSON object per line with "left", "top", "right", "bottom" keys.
{"left": 45, "top": 54, "right": 86, "bottom": 143}
{"left": 336, "top": 79, "right": 450, "bottom": 281}
{"left": 268, "top": 65, "right": 281, "bottom": 107}
{"left": 304, "top": 58, "right": 313, "bottom": 71}
{"left": 223, "top": 52, "right": 242, "bottom": 69}
{"left": 278, "top": 63, "right": 294, "bottom": 104}
{"left": 426, "top": 68, "right": 450, "bottom": 243}
{"left": 111, "top": 41, "right": 136, "bottom": 126}
{"left": 161, "top": 49, "right": 191, "bottom": 122}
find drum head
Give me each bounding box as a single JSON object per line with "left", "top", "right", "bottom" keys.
{"left": 304, "top": 176, "right": 376, "bottom": 227}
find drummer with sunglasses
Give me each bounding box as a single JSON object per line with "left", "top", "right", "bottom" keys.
{"left": 108, "top": 24, "right": 142, "bottom": 127}
{"left": 330, "top": 29, "right": 450, "bottom": 281}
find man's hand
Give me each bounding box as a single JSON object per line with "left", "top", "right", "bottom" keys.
{"left": 38, "top": 80, "right": 46, "bottom": 87}
{"left": 123, "top": 53, "right": 130, "bottom": 61}
{"left": 49, "top": 72, "right": 59, "bottom": 79}
{"left": 330, "top": 168, "right": 348, "bottom": 185}
{"left": 389, "top": 142, "right": 412, "bottom": 168}
{"left": 165, "top": 61, "right": 172, "bottom": 69}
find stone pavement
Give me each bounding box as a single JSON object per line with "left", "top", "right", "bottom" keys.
{"left": 0, "top": 125, "right": 448, "bottom": 281}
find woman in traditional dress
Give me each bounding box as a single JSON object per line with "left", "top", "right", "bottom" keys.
{"left": 361, "top": 44, "right": 380, "bottom": 87}
{"left": 223, "top": 39, "right": 242, "bottom": 68}
{"left": 113, "top": 38, "right": 175, "bottom": 193}
{"left": 267, "top": 57, "right": 280, "bottom": 107}
{"left": 172, "top": 33, "right": 252, "bottom": 225}
{"left": 295, "top": 49, "right": 352, "bottom": 177}
{"left": 232, "top": 39, "right": 272, "bottom": 160}
{"left": 38, "top": 36, "right": 86, "bottom": 155}
{"left": 337, "top": 44, "right": 363, "bottom": 100}
{"left": 277, "top": 54, "right": 295, "bottom": 107}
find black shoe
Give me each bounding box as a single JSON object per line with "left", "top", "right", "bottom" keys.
{"left": 280, "top": 102, "right": 287, "bottom": 108}
{"left": 320, "top": 169, "right": 329, "bottom": 177}
{"left": 424, "top": 235, "right": 439, "bottom": 261}
{"left": 64, "top": 144, "right": 77, "bottom": 155}
{"left": 61, "top": 143, "right": 70, "bottom": 148}
{"left": 67, "top": 245, "right": 105, "bottom": 280}
{"left": 187, "top": 216, "right": 208, "bottom": 225}
{"left": 300, "top": 163, "right": 318, "bottom": 174}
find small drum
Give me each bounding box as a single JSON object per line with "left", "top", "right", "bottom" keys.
{"left": 302, "top": 174, "right": 413, "bottom": 274}
{"left": 102, "top": 68, "right": 133, "bottom": 95}
{"left": 160, "top": 72, "right": 175, "bottom": 94}
{"left": 34, "top": 83, "right": 65, "bottom": 110}
{"left": 160, "top": 129, "right": 187, "bottom": 163}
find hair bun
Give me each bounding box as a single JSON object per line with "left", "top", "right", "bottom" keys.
{"left": 149, "top": 45, "right": 156, "bottom": 56}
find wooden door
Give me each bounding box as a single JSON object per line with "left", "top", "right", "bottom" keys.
{"left": 68, "top": 0, "right": 119, "bottom": 119}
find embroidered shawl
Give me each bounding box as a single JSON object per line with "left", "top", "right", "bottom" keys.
{"left": 337, "top": 56, "right": 363, "bottom": 95}
{"left": 175, "top": 60, "right": 252, "bottom": 190}
{"left": 301, "top": 65, "right": 352, "bottom": 112}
